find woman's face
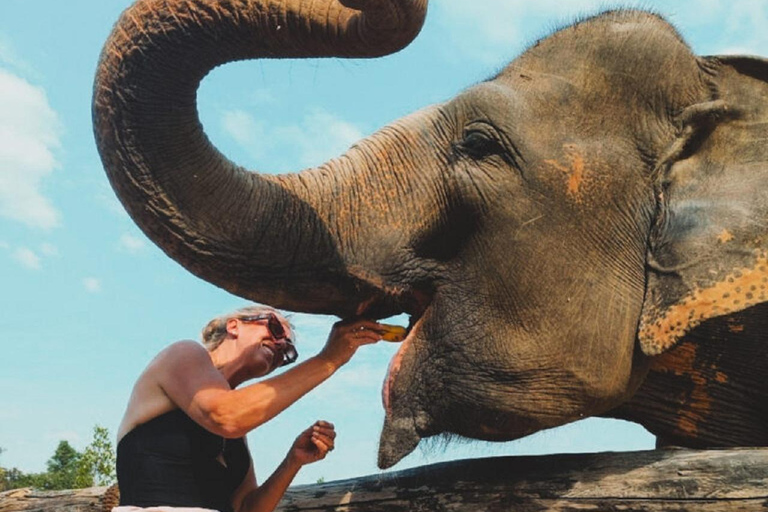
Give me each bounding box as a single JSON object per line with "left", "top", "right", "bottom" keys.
{"left": 236, "top": 315, "right": 295, "bottom": 377}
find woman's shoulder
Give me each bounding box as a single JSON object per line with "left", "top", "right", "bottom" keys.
{"left": 147, "top": 340, "right": 211, "bottom": 372}
{"left": 157, "top": 339, "right": 209, "bottom": 358}
{"left": 119, "top": 341, "right": 215, "bottom": 442}
{"left": 164, "top": 339, "right": 208, "bottom": 354}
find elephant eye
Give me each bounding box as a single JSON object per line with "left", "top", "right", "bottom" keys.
{"left": 458, "top": 130, "right": 505, "bottom": 160}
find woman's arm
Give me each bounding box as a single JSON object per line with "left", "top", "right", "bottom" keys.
{"left": 157, "top": 319, "right": 385, "bottom": 438}
{"left": 231, "top": 421, "right": 336, "bottom": 512}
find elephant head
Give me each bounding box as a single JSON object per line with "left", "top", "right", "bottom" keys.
{"left": 94, "top": 1, "right": 768, "bottom": 469}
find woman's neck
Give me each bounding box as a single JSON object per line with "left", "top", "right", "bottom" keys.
{"left": 209, "top": 341, "right": 248, "bottom": 388}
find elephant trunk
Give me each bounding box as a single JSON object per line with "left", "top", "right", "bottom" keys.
{"left": 92, "top": 0, "right": 428, "bottom": 314}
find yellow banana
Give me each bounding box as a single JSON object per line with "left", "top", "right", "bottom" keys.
{"left": 377, "top": 324, "right": 407, "bottom": 342}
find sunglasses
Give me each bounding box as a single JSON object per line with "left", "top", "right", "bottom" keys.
{"left": 238, "top": 313, "right": 298, "bottom": 366}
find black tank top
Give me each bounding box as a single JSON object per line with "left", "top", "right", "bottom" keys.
{"left": 117, "top": 409, "right": 250, "bottom": 512}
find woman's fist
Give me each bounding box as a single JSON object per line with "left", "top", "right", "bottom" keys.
{"left": 288, "top": 420, "right": 336, "bottom": 466}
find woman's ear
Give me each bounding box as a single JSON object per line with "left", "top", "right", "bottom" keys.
{"left": 226, "top": 318, "right": 239, "bottom": 338}
{"left": 638, "top": 56, "right": 768, "bottom": 356}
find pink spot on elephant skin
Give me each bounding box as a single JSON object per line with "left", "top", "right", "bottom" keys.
{"left": 544, "top": 144, "right": 587, "bottom": 200}
{"left": 382, "top": 328, "right": 414, "bottom": 413}
{"left": 717, "top": 229, "right": 734, "bottom": 244}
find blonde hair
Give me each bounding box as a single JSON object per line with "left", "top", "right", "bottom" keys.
{"left": 201, "top": 305, "right": 293, "bottom": 352}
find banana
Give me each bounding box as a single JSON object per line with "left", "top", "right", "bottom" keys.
{"left": 377, "top": 324, "right": 407, "bottom": 342}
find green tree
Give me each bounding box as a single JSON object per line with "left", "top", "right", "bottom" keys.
{"left": 0, "top": 446, "right": 45, "bottom": 491}
{"left": 43, "top": 440, "right": 84, "bottom": 490}
{"left": 78, "top": 425, "right": 116, "bottom": 486}
{"left": 5, "top": 468, "right": 46, "bottom": 490}
{"left": 47, "top": 441, "right": 79, "bottom": 474}
{"left": 0, "top": 447, "right": 6, "bottom": 491}
{"left": 0, "top": 425, "right": 116, "bottom": 491}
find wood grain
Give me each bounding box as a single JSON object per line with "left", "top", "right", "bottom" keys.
{"left": 2, "top": 449, "right": 767, "bottom": 511}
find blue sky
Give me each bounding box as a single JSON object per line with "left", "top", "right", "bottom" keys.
{"left": 1, "top": 0, "right": 766, "bottom": 486}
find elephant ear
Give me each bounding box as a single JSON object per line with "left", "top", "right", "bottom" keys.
{"left": 638, "top": 55, "right": 768, "bottom": 356}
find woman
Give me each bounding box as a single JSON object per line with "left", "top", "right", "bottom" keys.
{"left": 114, "top": 305, "right": 388, "bottom": 512}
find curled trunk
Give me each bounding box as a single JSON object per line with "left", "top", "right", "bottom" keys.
{"left": 93, "top": 0, "right": 428, "bottom": 314}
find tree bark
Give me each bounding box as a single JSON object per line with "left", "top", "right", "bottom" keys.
{"left": 0, "top": 486, "right": 110, "bottom": 512}
{"left": 3, "top": 449, "right": 768, "bottom": 511}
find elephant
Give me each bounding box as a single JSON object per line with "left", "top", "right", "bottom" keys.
{"left": 93, "top": 0, "right": 768, "bottom": 469}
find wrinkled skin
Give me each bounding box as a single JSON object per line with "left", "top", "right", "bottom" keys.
{"left": 94, "top": 0, "right": 768, "bottom": 469}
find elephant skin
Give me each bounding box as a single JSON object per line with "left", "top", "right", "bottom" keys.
{"left": 93, "top": 0, "right": 768, "bottom": 469}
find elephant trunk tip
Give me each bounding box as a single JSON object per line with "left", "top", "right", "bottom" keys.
{"left": 377, "top": 415, "right": 421, "bottom": 469}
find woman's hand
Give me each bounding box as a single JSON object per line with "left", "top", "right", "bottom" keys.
{"left": 288, "top": 420, "right": 336, "bottom": 467}
{"left": 319, "top": 319, "right": 385, "bottom": 367}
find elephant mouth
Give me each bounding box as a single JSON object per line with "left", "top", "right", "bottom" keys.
{"left": 375, "top": 284, "right": 442, "bottom": 468}
{"left": 356, "top": 283, "right": 432, "bottom": 409}
{"left": 381, "top": 305, "right": 427, "bottom": 412}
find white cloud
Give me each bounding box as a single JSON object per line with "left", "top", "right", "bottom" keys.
{"left": 83, "top": 277, "right": 102, "bottom": 293}
{"left": 222, "top": 109, "right": 268, "bottom": 160}
{"left": 0, "top": 67, "right": 62, "bottom": 229}
{"left": 0, "top": 33, "right": 34, "bottom": 76}
{"left": 435, "top": 0, "right": 605, "bottom": 63}
{"left": 222, "top": 108, "right": 364, "bottom": 171}
{"left": 119, "top": 233, "right": 147, "bottom": 253}
{"left": 434, "top": 1, "right": 768, "bottom": 64}
{"left": 13, "top": 247, "right": 41, "bottom": 270}
{"left": 275, "top": 109, "right": 364, "bottom": 169}
{"left": 248, "top": 88, "right": 276, "bottom": 105}
{"left": 721, "top": 3, "right": 768, "bottom": 55}
{"left": 39, "top": 243, "right": 58, "bottom": 257}
{"left": 5, "top": 243, "right": 57, "bottom": 269}
{"left": 667, "top": 1, "right": 768, "bottom": 55}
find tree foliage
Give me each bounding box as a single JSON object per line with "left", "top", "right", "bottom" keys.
{"left": 0, "top": 424, "right": 116, "bottom": 491}
{"left": 79, "top": 425, "right": 116, "bottom": 486}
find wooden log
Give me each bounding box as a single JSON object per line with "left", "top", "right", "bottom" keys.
{"left": 0, "top": 486, "right": 110, "bottom": 512}
{"left": 280, "top": 448, "right": 768, "bottom": 511}
{"left": 2, "top": 449, "right": 768, "bottom": 511}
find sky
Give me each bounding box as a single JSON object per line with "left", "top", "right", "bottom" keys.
{"left": 1, "top": 0, "right": 766, "bottom": 487}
